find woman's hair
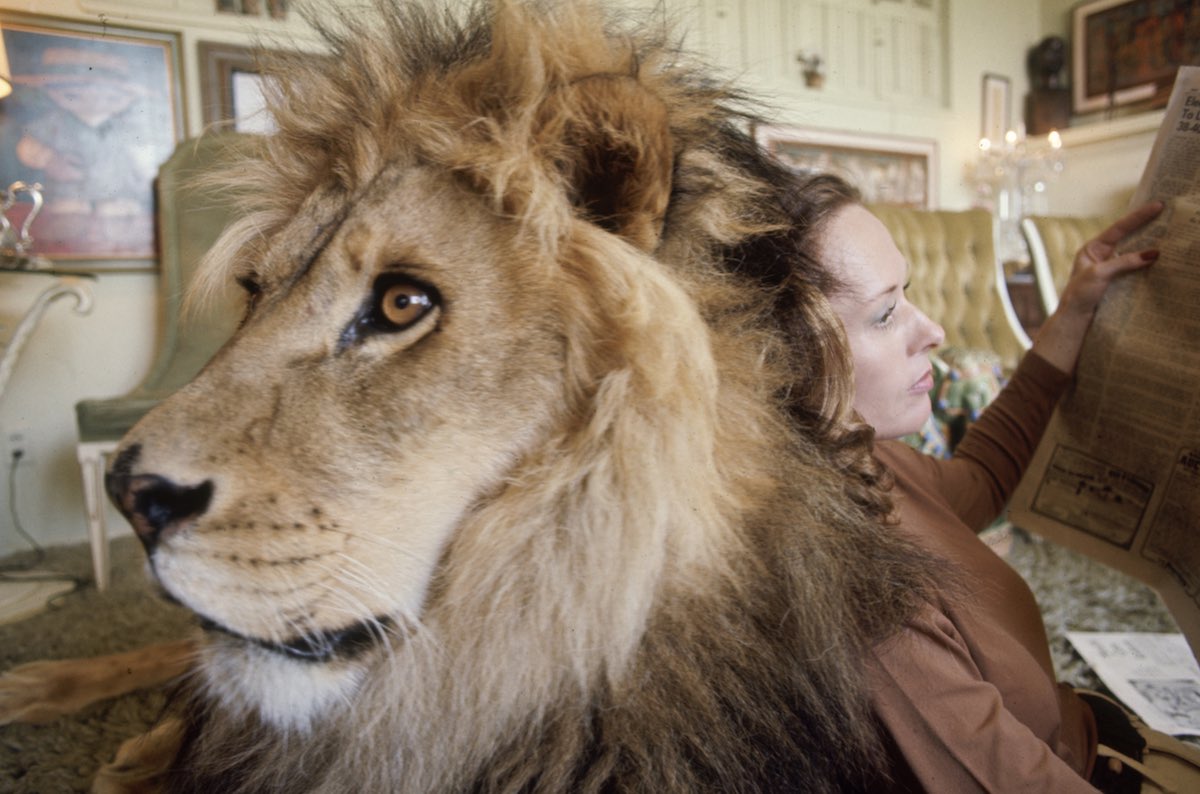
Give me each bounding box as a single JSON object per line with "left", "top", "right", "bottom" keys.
{"left": 777, "top": 171, "right": 861, "bottom": 297}
{"left": 775, "top": 171, "right": 895, "bottom": 521}
{"left": 724, "top": 165, "right": 897, "bottom": 525}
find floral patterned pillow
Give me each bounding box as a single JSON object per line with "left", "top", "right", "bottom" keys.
{"left": 902, "top": 347, "right": 1007, "bottom": 459}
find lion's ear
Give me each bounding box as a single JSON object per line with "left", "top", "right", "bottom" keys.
{"left": 555, "top": 75, "right": 673, "bottom": 252}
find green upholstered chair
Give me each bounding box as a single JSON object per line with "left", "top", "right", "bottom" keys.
{"left": 868, "top": 205, "right": 1031, "bottom": 374}
{"left": 75, "top": 133, "right": 251, "bottom": 589}
{"left": 1020, "top": 214, "right": 1110, "bottom": 317}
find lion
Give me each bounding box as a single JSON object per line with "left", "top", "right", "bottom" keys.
{"left": 1, "top": 1, "right": 937, "bottom": 791}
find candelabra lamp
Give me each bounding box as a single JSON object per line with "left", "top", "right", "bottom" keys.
{"left": 969, "top": 128, "right": 1065, "bottom": 265}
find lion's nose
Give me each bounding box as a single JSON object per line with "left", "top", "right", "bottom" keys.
{"left": 106, "top": 448, "right": 213, "bottom": 552}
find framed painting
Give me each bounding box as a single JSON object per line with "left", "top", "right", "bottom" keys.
{"left": 981, "top": 73, "right": 1012, "bottom": 144}
{"left": 0, "top": 14, "right": 183, "bottom": 269}
{"left": 1072, "top": 0, "right": 1200, "bottom": 115}
{"left": 198, "top": 41, "right": 278, "bottom": 135}
{"left": 754, "top": 124, "right": 938, "bottom": 209}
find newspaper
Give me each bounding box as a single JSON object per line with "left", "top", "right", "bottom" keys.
{"left": 1009, "top": 66, "right": 1200, "bottom": 664}
{"left": 1066, "top": 632, "right": 1200, "bottom": 736}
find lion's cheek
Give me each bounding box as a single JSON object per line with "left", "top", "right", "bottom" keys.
{"left": 148, "top": 426, "right": 525, "bottom": 646}
{"left": 149, "top": 503, "right": 443, "bottom": 642}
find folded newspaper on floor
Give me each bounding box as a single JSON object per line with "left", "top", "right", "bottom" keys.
{"left": 1066, "top": 632, "right": 1200, "bottom": 737}
{"left": 1010, "top": 66, "right": 1200, "bottom": 664}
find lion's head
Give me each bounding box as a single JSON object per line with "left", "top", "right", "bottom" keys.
{"left": 106, "top": 2, "right": 932, "bottom": 791}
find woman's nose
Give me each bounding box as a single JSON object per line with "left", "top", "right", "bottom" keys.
{"left": 915, "top": 309, "right": 944, "bottom": 353}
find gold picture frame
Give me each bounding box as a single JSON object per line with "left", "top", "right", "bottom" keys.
{"left": 1072, "top": 0, "right": 1200, "bottom": 115}
{"left": 0, "top": 13, "right": 184, "bottom": 269}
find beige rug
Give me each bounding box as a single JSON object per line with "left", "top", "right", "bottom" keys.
{"left": 0, "top": 537, "right": 193, "bottom": 794}
{"left": 0, "top": 574, "right": 77, "bottom": 627}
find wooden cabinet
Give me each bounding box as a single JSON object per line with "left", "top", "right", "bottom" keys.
{"left": 684, "top": 0, "right": 946, "bottom": 109}
{"left": 1005, "top": 271, "right": 1046, "bottom": 338}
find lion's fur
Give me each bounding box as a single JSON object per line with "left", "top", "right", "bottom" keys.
{"left": 110, "top": 1, "right": 937, "bottom": 791}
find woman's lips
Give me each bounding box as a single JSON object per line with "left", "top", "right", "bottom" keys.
{"left": 911, "top": 369, "right": 935, "bottom": 393}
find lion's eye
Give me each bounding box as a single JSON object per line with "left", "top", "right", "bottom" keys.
{"left": 379, "top": 281, "right": 435, "bottom": 328}
{"left": 339, "top": 274, "right": 441, "bottom": 350}
{"left": 236, "top": 275, "right": 263, "bottom": 321}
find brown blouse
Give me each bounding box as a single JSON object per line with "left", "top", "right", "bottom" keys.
{"left": 870, "top": 351, "right": 1100, "bottom": 792}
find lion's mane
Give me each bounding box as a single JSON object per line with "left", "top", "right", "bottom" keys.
{"left": 165, "top": 2, "right": 937, "bottom": 791}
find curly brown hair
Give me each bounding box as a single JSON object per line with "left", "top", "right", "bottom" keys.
{"left": 779, "top": 172, "right": 897, "bottom": 522}
{"left": 724, "top": 168, "right": 895, "bottom": 523}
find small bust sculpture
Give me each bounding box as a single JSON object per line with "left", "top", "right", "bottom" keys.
{"left": 1027, "top": 36, "right": 1067, "bottom": 91}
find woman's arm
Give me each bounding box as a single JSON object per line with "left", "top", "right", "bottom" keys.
{"left": 869, "top": 608, "right": 1101, "bottom": 793}
{"left": 919, "top": 203, "right": 1165, "bottom": 528}
{"left": 878, "top": 352, "right": 1069, "bottom": 531}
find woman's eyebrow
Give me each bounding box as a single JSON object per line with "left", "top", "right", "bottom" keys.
{"left": 865, "top": 279, "right": 903, "bottom": 302}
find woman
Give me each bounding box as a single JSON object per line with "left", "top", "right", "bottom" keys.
{"left": 783, "top": 172, "right": 1193, "bottom": 792}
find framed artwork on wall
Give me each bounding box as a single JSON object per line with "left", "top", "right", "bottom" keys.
{"left": 198, "top": 41, "right": 278, "bottom": 135}
{"left": 1072, "top": 0, "right": 1200, "bottom": 115}
{"left": 0, "top": 14, "right": 183, "bottom": 270}
{"left": 754, "top": 124, "right": 938, "bottom": 209}
{"left": 981, "top": 72, "right": 1012, "bottom": 143}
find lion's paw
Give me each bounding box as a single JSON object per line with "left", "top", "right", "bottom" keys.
{"left": 0, "top": 658, "right": 105, "bottom": 724}
{"left": 91, "top": 718, "right": 183, "bottom": 794}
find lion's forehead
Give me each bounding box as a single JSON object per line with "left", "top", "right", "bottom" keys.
{"left": 181, "top": 163, "right": 570, "bottom": 444}
{"left": 252, "top": 164, "right": 543, "bottom": 298}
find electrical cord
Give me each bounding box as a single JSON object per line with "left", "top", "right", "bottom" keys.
{"left": 5, "top": 449, "right": 44, "bottom": 565}
{"left": 0, "top": 448, "right": 82, "bottom": 590}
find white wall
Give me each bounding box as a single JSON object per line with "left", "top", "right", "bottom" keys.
{"left": 0, "top": 276, "right": 156, "bottom": 556}
{"left": 1040, "top": 0, "right": 1075, "bottom": 38}
{"left": 674, "top": 0, "right": 1042, "bottom": 209}
{"left": 0, "top": 0, "right": 1157, "bottom": 557}
{"left": 1042, "top": 113, "right": 1161, "bottom": 218}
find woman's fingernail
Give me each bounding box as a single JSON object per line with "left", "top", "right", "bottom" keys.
{"left": 1142, "top": 249, "right": 1160, "bottom": 262}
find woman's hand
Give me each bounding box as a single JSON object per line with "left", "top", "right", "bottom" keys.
{"left": 1031, "top": 200, "right": 1164, "bottom": 375}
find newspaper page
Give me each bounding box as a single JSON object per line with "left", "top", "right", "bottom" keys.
{"left": 1067, "top": 632, "right": 1200, "bottom": 736}
{"left": 1009, "top": 66, "right": 1200, "bottom": 663}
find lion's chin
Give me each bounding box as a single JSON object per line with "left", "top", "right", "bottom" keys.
{"left": 197, "top": 629, "right": 377, "bottom": 731}
{"left": 199, "top": 616, "right": 393, "bottom": 663}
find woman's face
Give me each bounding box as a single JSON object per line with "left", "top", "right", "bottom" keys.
{"left": 820, "top": 204, "right": 945, "bottom": 440}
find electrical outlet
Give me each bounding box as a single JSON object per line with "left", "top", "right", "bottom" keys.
{"left": 5, "top": 430, "right": 32, "bottom": 466}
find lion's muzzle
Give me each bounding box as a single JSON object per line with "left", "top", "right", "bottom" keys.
{"left": 107, "top": 444, "right": 214, "bottom": 553}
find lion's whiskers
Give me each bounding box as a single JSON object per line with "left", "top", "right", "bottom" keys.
{"left": 283, "top": 554, "right": 415, "bottom": 664}
{"left": 320, "top": 523, "right": 431, "bottom": 559}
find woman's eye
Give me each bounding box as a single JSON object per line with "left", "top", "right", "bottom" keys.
{"left": 378, "top": 280, "right": 436, "bottom": 329}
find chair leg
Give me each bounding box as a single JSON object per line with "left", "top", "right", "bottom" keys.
{"left": 76, "top": 442, "right": 116, "bottom": 591}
